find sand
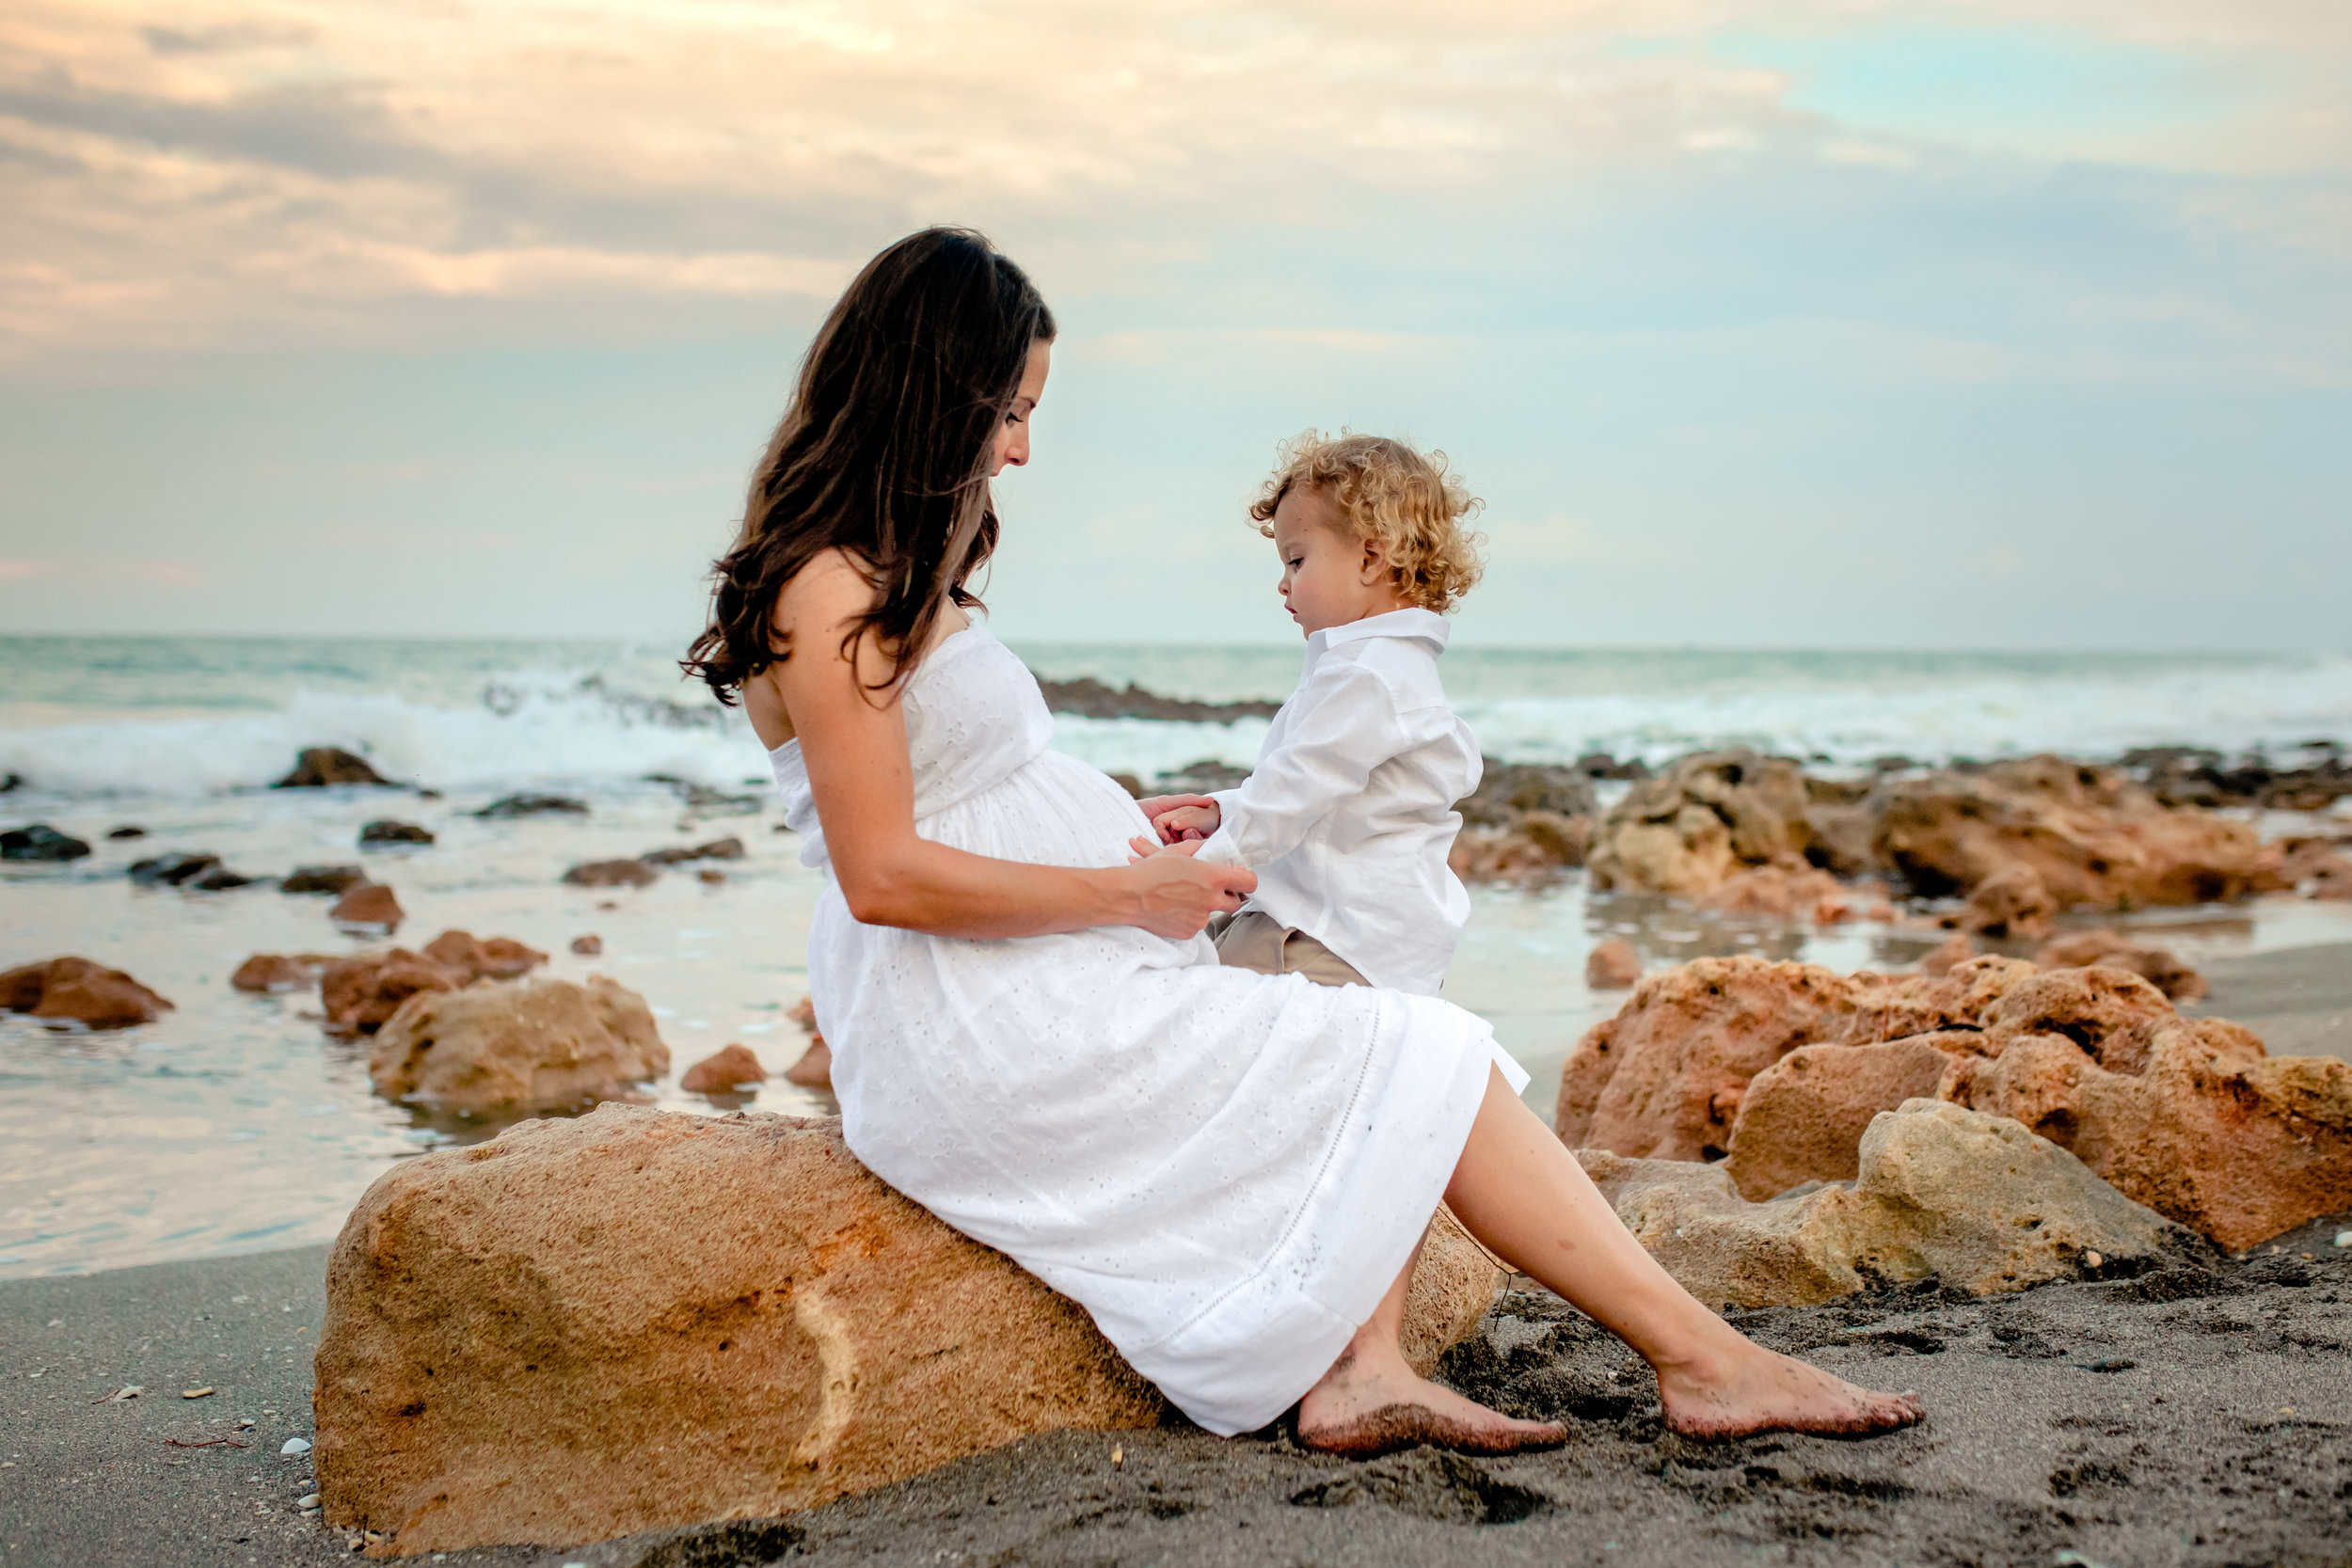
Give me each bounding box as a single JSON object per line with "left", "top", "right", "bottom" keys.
{"left": 6, "top": 944, "right": 2350, "bottom": 1567}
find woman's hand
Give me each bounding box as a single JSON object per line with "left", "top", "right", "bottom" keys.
{"left": 1118, "top": 839, "right": 1256, "bottom": 939}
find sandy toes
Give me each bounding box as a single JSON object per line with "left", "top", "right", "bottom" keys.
{"left": 1297, "top": 1355, "right": 1567, "bottom": 1461}
{"left": 1659, "top": 1347, "right": 1924, "bottom": 1440}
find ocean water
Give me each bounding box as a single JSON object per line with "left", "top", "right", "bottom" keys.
{"left": 5, "top": 634, "right": 2351, "bottom": 1280}
{"left": 4, "top": 636, "right": 2349, "bottom": 800}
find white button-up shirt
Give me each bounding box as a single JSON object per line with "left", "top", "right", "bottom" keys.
{"left": 1196, "top": 608, "right": 1482, "bottom": 996}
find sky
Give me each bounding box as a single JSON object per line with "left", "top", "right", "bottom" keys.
{"left": 1, "top": 0, "right": 2347, "bottom": 649}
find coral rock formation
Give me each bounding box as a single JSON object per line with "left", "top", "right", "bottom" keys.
{"left": 1587, "top": 750, "right": 1815, "bottom": 898}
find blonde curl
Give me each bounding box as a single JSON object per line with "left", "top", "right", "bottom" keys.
{"left": 1248, "top": 432, "right": 1486, "bottom": 614}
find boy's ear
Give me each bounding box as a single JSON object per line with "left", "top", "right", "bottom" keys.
{"left": 1359, "top": 536, "right": 1390, "bottom": 586}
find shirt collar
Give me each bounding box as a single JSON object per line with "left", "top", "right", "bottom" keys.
{"left": 1312, "top": 607, "right": 1452, "bottom": 653}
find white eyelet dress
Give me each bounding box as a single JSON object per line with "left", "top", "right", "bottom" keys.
{"left": 768, "top": 625, "right": 1527, "bottom": 1435}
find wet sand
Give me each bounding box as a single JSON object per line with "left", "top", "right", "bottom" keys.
{"left": 5, "top": 945, "right": 2349, "bottom": 1567}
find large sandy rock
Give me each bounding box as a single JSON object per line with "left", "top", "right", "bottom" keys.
{"left": 1559, "top": 953, "right": 2350, "bottom": 1247}
{"left": 1868, "top": 755, "right": 2265, "bottom": 908}
{"left": 1723, "top": 1038, "right": 1956, "bottom": 1200}
{"left": 0, "top": 956, "right": 172, "bottom": 1029}
{"left": 367, "top": 974, "right": 669, "bottom": 1115}
{"left": 1580, "top": 1100, "right": 2190, "bottom": 1308}
{"left": 1586, "top": 750, "right": 1815, "bottom": 898}
{"left": 316, "top": 1106, "right": 1498, "bottom": 1554}
{"left": 1941, "top": 1023, "right": 2352, "bottom": 1252}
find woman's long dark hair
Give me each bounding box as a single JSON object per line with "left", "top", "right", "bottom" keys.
{"left": 684, "top": 228, "right": 1055, "bottom": 703}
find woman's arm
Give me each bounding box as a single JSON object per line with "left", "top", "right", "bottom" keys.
{"left": 773, "top": 555, "right": 1255, "bottom": 941}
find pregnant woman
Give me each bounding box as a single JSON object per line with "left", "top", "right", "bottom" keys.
{"left": 685, "top": 228, "right": 1921, "bottom": 1456}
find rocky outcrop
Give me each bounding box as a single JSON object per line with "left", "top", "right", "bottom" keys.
{"left": 1580, "top": 1100, "right": 2192, "bottom": 1308}
{"left": 359, "top": 820, "right": 435, "bottom": 847}
{"left": 128, "top": 851, "right": 219, "bottom": 886}
{"left": 315, "top": 1106, "right": 1497, "bottom": 1552}
{"left": 1, "top": 956, "right": 173, "bottom": 1029}
{"left": 1585, "top": 939, "right": 1642, "bottom": 990}
{"left": 1869, "top": 755, "right": 2265, "bottom": 907}
{"left": 1559, "top": 953, "right": 2351, "bottom": 1247}
{"left": 322, "top": 951, "right": 459, "bottom": 1036}
{"left": 1697, "top": 865, "right": 1867, "bottom": 924}
{"left": 641, "top": 836, "right": 746, "bottom": 867}
{"left": 419, "top": 930, "right": 548, "bottom": 982}
{"left": 329, "top": 882, "right": 404, "bottom": 932}
{"left": 475, "top": 793, "right": 588, "bottom": 819}
{"left": 276, "top": 748, "right": 390, "bottom": 788}
{"left": 231, "top": 953, "right": 336, "bottom": 993}
{"left": 2034, "top": 929, "right": 2205, "bottom": 1002}
{"left": 1, "top": 825, "right": 91, "bottom": 862}
{"left": 782, "top": 994, "right": 832, "bottom": 1090}
{"left": 563, "top": 859, "right": 659, "bottom": 888}
{"left": 281, "top": 864, "right": 365, "bottom": 895}
{"left": 1032, "top": 676, "right": 1280, "bottom": 724}
{"left": 1449, "top": 811, "right": 1589, "bottom": 883}
{"left": 680, "top": 1042, "right": 767, "bottom": 1093}
{"left": 1457, "top": 763, "right": 1598, "bottom": 827}
{"left": 2264, "top": 836, "right": 2352, "bottom": 901}
{"left": 1586, "top": 750, "right": 1816, "bottom": 898}
{"left": 366, "top": 974, "right": 669, "bottom": 1115}
{"left": 1953, "top": 863, "right": 2056, "bottom": 941}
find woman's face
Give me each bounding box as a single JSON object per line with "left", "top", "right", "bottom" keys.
{"left": 990, "top": 340, "right": 1053, "bottom": 477}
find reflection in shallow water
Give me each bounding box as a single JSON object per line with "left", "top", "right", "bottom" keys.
{"left": 5, "top": 777, "right": 2346, "bottom": 1279}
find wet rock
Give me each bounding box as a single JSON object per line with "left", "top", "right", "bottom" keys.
{"left": 640, "top": 837, "right": 745, "bottom": 867}
{"left": 330, "top": 882, "right": 404, "bottom": 933}
{"left": 1448, "top": 810, "right": 1588, "bottom": 883}
{"left": 358, "top": 820, "right": 435, "bottom": 847}
{"left": 1943, "top": 1024, "right": 2352, "bottom": 1251}
{"left": 321, "top": 951, "right": 458, "bottom": 1036}
{"left": 1587, "top": 750, "right": 1816, "bottom": 898}
{"left": 473, "top": 793, "right": 589, "bottom": 819}
{"left": 1869, "top": 755, "right": 2265, "bottom": 908}
{"left": 783, "top": 1037, "right": 833, "bottom": 1091}
{"left": 1698, "top": 865, "right": 1858, "bottom": 924}
{"left": 680, "top": 1043, "right": 767, "bottom": 1093}
{"left": 1149, "top": 758, "right": 1251, "bottom": 794}
{"left": 1581, "top": 1100, "right": 2189, "bottom": 1307}
{"left": 127, "top": 850, "right": 220, "bottom": 886}
{"left": 0, "top": 771, "right": 17, "bottom": 792}
{"left": 563, "top": 859, "right": 659, "bottom": 889}
{"left": 366, "top": 974, "right": 670, "bottom": 1115}
{"left": 1030, "top": 676, "right": 1280, "bottom": 724}
{"left": 188, "top": 865, "right": 261, "bottom": 891}
{"left": 276, "top": 748, "right": 390, "bottom": 788}
{"left": 645, "top": 775, "right": 765, "bottom": 816}
{"left": 569, "top": 934, "right": 603, "bottom": 956}
{"left": 1457, "top": 762, "right": 1598, "bottom": 827}
{"left": 1954, "top": 863, "right": 2057, "bottom": 942}
{"left": 231, "top": 953, "right": 336, "bottom": 993}
{"left": 1585, "top": 939, "right": 1642, "bottom": 990}
{"left": 1917, "top": 932, "right": 1975, "bottom": 978}
{"left": 0, "top": 956, "right": 173, "bottom": 1029}
{"left": 315, "top": 1105, "right": 1495, "bottom": 1552}
{"left": 2262, "top": 837, "right": 2352, "bottom": 901}
{"left": 420, "top": 930, "right": 548, "bottom": 983}
{"left": 1723, "top": 1037, "right": 1958, "bottom": 1200}
{"left": 2034, "top": 930, "right": 2206, "bottom": 1003}
{"left": 697, "top": 868, "right": 727, "bottom": 885}
{"left": 104, "top": 826, "right": 146, "bottom": 840}
{"left": 282, "top": 864, "right": 366, "bottom": 895}
{"left": 1802, "top": 800, "right": 1877, "bottom": 878}
{"left": 2, "top": 824, "right": 92, "bottom": 862}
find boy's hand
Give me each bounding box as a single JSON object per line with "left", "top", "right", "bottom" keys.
{"left": 1152, "top": 803, "right": 1219, "bottom": 843}
{"left": 1136, "top": 793, "right": 1215, "bottom": 836}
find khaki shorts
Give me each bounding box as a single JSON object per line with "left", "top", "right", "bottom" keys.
{"left": 1209, "top": 909, "right": 1370, "bottom": 988}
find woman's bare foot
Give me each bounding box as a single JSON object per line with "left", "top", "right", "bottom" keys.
{"left": 1297, "top": 1347, "right": 1567, "bottom": 1461}
{"left": 1657, "top": 1342, "right": 1923, "bottom": 1440}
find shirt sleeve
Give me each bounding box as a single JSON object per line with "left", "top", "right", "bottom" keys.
{"left": 1194, "top": 657, "right": 1446, "bottom": 869}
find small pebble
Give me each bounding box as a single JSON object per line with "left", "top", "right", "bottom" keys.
{"left": 182, "top": 1386, "right": 215, "bottom": 1399}
{"left": 282, "top": 1436, "right": 312, "bottom": 1455}
{"left": 2082, "top": 1250, "right": 2104, "bottom": 1268}
{"left": 2333, "top": 1231, "right": 2350, "bottom": 1249}
{"left": 298, "top": 1493, "right": 322, "bottom": 1510}
{"left": 236, "top": 1418, "right": 254, "bottom": 1429}
{"left": 2080, "top": 1356, "right": 2136, "bottom": 1373}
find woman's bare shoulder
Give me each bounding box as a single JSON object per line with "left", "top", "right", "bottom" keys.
{"left": 773, "top": 546, "right": 879, "bottom": 632}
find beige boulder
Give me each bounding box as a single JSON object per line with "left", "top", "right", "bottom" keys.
{"left": 1870, "top": 755, "right": 2264, "bottom": 909}
{"left": 1587, "top": 750, "right": 1814, "bottom": 898}
{"left": 315, "top": 1105, "right": 1498, "bottom": 1554}
{"left": 1580, "top": 1100, "right": 2189, "bottom": 1308}
{"left": 367, "top": 974, "right": 670, "bottom": 1115}
{"left": 1723, "top": 1037, "right": 1956, "bottom": 1200}
{"left": 1698, "top": 865, "right": 1858, "bottom": 924}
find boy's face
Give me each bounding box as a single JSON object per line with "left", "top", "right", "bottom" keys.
{"left": 1270, "top": 485, "right": 1400, "bottom": 637}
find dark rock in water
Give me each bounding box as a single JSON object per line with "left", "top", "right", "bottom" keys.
{"left": 283, "top": 864, "right": 367, "bottom": 895}
{"left": 0, "top": 956, "right": 173, "bottom": 1029}
{"left": 330, "top": 881, "right": 405, "bottom": 932}
{"left": 641, "top": 836, "right": 744, "bottom": 866}
{"left": 1032, "top": 674, "right": 1281, "bottom": 724}
{"left": 1150, "top": 758, "right": 1252, "bottom": 794}
{"left": 104, "top": 825, "right": 147, "bottom": 840}
{"left": 0, "top": 771, "right": 19, "bottom": 793}
{"left": 1459, "top": 761, "right": 1597, "bottom": 827}
{"left": 475, "top": 793, "right": 589, "bottom": 819}
{"left": 359, "top": 819, "right": 436, "bottom": 847}
{"left": 232, "top": 952, "right": 336, "bottom": 992}
{"left": 1575, "top": 751, "right": 1649, "bottom": 781}
{"left": 2124, "top": 744, "right": 2352, "bottom": 813}
{"left": 128, "top": 850, "right": 220, "bottom": 886}
{"left": 276, "top": 747, "right": 391, "bottom": 788}
{"left": 569, "top": 933, "right": 603, "bottom": 956}
{"left": 189, "top": 865, "right": 262, "bottom": 891}
{"left": 564, "top": 859, "right": 659, "bottom": 888}
{"left": 2, "top": 824, "right": 92, "bottom": 862}
{"left": 644, "top": 775, "right": 763, "bottom": 816}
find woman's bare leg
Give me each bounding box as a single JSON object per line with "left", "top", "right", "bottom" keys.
{"left": 1444, "top": 1069, "right": 1923, "bottom": 1438}
{"left": 1296, "top": 1227, "right": 1567, "bottom": 1457}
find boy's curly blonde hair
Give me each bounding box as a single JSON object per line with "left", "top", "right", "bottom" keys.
{"left": 1248, "top": 432, "right": 1486, "bottom": 614}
